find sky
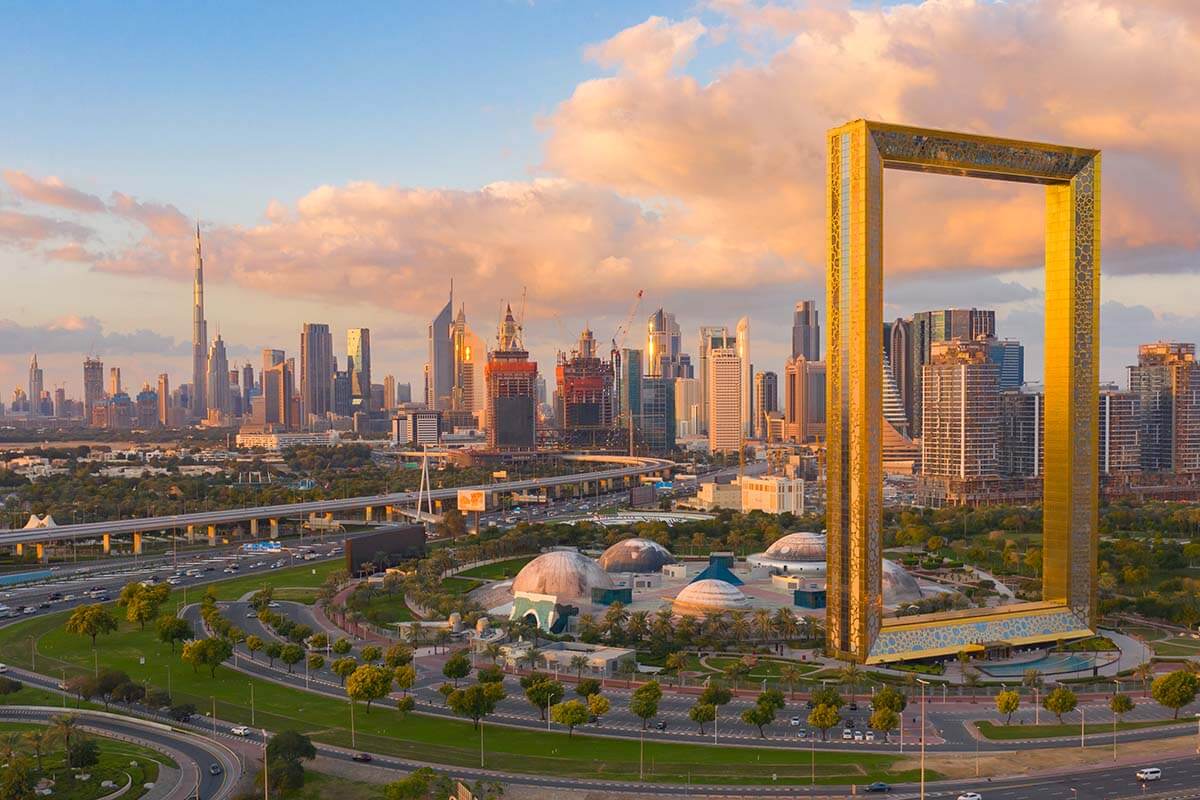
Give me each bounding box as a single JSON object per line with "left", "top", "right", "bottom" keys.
{"left": 3, "top": 0, "right": 1200, "bottom": 401}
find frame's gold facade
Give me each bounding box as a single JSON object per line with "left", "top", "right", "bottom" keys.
{"left": 826, "top": 121, "right": 1100, "bottom": 663}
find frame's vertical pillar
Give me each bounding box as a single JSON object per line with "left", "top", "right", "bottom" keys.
{"left": 826, "top": 121, "right": 884, "bottom": 662}
{"left": 1043, "top": 156, "right": 1100, "bottom": 627}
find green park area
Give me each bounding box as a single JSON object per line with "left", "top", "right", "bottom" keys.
{"left": 439, "top": 576, "right": 484, "bottom": 595}
{"left": 0, "top": 561, "right": 929, "bottom": 787}
{"left": 1151, "top": 636, "right": 1200, "bottom": 657}
{"left": 975, "top": 718, "right": 1186, "bottom": 740}
{"left": 359, "top": 593, "right": 416, "bottom": 623}
{"left": 0, "top": 720, "right": 170, "bottom": 800}
{"left": 455, "top": 556, "right": 535, "bottom": 581}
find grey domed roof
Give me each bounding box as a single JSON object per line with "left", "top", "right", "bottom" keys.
{"left": 882, "top": 559, "right": 924, "bottom": 606}
{"left": 673, "top": 579, "right": 752, "bottom": 615}
{"left": 762, "top": 531, "right": 826, "bottom": 562}
{"left": 598, "top": 538, "right": 676, "bottom": 573}
{"left": 512, "top": 550, "right": 613, "bottom": 602}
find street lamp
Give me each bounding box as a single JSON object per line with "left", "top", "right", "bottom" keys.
{"left": 1080, "top": 705, "right": 1086, "bottom": 750}
{"left": 1114, "top": 679, "right": 1121, "bottom": 761}
{"left": 916, "top": 678, "right": 930, "bottom": 800}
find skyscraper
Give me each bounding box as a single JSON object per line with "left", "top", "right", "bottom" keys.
{"left": 241, "top": 363, "right": 254, "bottom": 412}
{"left": 639, "top": 376, "right": 675, "bottom": 453}
{"left": 616, "top": 348, "right": 642, "bottom": 428}
{"left": 347, "top": 327, "right": 372, "bottom": 414}
{"left": 696, "top": 325, "right": 734, "bottom": 433}
{"left": 383, "top": 375, "right": 397, "bottom": 411}
{"left": 556, "top": 326, "right": 614, "bottom": 448}
{"left": 191, "top": 224, "right": 208, "bottom": 421}
{"left": 427, "top": 287, "right": 454, "bottom": 410}
{"left": 27, "top": 355, "right": 43, "bottom": 418}
{"left": 920, "top": 339, "right": 1000, "bottom": 480}
{"left": 108, "top": 367, "right": 122, "bottom": 397}
{"left": 735, "top": 317, "right": 751, "bottom": 437}
{"left": 485, "top": 305, "right": 537, "bottom": 450}
{"left": 707, "top": 345, "right": 744, "bottom": 453}
{"left": 396, "top": 382, "right": 412, "bottom": 404}
{"left": 1128, "top": 341, "right": 1200, "bottom": 473}
{"left": 753, "top": 370, "right": 778, "bottom": 439}
{"left": 987, "top": 338, "right": 1025, "bottom": 390}
{"left": 792, "top": 300, "right": 820, "bottom": 361}
{"left": 673, "top": 377, "right": 701, "bottom": 437}
{"left": 83, "top": 357, "right": 104, "bottom": 424}
{"left": 449, "top": 308, "right": 481, "bottom": 417}
{"left": 646, "top": 308, "right": 691, "bottom": 378}
{"left": 206, "top": 334, "right": 231, "bottom": 418}
{"left": 157, "top": 373, "right": 170, "bottom": 426}
{"left": 1099, "top": 391, "right": 1142, "bottom": 475}
{"left": 261, "top": 358, "right": 294, "bottom": 429}
{"left": 783, "top": 357, "right": 825, "bottom": 442}
{"left": 300, "top": 323, "right": 334, "bottom": 424}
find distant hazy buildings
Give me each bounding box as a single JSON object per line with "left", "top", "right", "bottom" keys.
{"left": 427, "top": 288, "right": 454, "bottom": 410}
{"left": 191, "top": 225, "right": 208, "bottom": 421}
{"left": 347, "top": 327, "right": 372, "bottom": 415}
{"left": 783, "top": 357, "right": 825, "bottom": 442}
{"left": 300, "top": 323, "right": 334, "bottom": 423}
{"left": 792, "top": 300, "right": 820, "bottom": 361}
{"left": 27, "top": 355, "right": 42, "bottom": 418}
{"left": 1129, "top": 341, "right": 1200, "bottom": 473}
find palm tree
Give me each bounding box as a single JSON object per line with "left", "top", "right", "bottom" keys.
{"left": 627, "top": 611, "right": 650, "bottom": 643}
{"left": 779, "top": 664, "right": 803, "bottom": 700}
{"left": 752, "top": 608, "right": 774, "bottom": 642}
{"left": 773, "top": 608, "right": 799, "bottom": 643}
{"left": 618, "top": 658, "right": 637, "bottom": 688}
{"left": 49, "top": 714, "right": 80, "bottom": 763}
{"left": 839, "top": 663, "right": 862, "bottom": 703}
{"left": 701, "top": 612, "right": 725, "bottom": 644}
{"left": 570, "top": 654, "right": 589, "bottom": 679}
{"left": 963, "top": 668, "right": 982, "bottom": 703}
{"left": 665, "top": 652, "right": 687, "bottom": 686}
{"left": 1134, "top": 662, "right": 1155, "bottom": 697}
{"left": 0, "top": 732, "right": 20, "bottom": 764}
{"left": 23, "top": 730, "right": 49, "bottom": 771}
{"left": 484, "top": 643, "right": 503, "bottom": 665}
{"left": 729, "top": 611, "right": 751, "bottom": 644}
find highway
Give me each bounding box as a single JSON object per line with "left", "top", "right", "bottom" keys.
{"left": 0, "top": 454, "right": 674, "bottom": 545}
{"left": 0, "top": 703, "right": 241, "bottom": 800}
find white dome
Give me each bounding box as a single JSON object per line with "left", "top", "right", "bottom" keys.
{"left": 673, "top": 579, "right": 752, "bottom": 615}
{"left": 598, "top": 538, "right": 676, "bottom": 573}
{"left": 762, "top": 532, "right": 826, "bottom": 562}
{"left": 882, "top": 559, "right": 924, "bottom": 606}
{"left": 512, "top": 551, "right": 613, "bottom": 603}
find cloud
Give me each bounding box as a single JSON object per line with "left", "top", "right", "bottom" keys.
{"left": 585, "top": 16, "right": 707, "bottom": 77}
{"left": 108, "top": 191, "right": 191, "bottom": 237}
{"left": 3, "top": 170, "right": 106, "bottom": 213}
{"left": 0, "top": 210, "right": 92, "bottom": 248}
{"left": 0, "top": 316, "right": 188, "bottom": 357}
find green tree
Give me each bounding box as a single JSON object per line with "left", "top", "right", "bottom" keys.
{"left": 332, "top": 657, "right": 359, "bottom": 686}
{"left": 280, "top": 644, "right": 305, "bottom": 673}
{"left": 869, "top": 707, "right": 899, "bottom": 742}
{"left": 838, "top": 663, "right": 863, "bottom": 702}
{"left": 448, "top": 682, "right": 506, "bottom": 730}
{"left": 266, "top": 729, "right": 317, "bottom": 765}
{"left": 586, "top": 692, "right": 610, "bottom": 720}
{"left": 689, "top": 701, "right": 716, "bottom": 734}
{"left": 396, "top": 695, "right": 416, "bottom": 717}
{"left": 477, "top": 665, "right": 504, "bottom": 684}
{"left": 265, "top": 642, "right": 283, "bottom": 668}
{"left": 873, "top": 686, "right": 908, "bottom": 714}
{"left": 385, "top": 643, "right": 413, "bottom": 668}
{"left": 630, "top": 680, "right": 662, "bottom": 730}
{"left": 810, "top": 685, "right": 844, "bottom": 710}
{"left": 995, "top": 689, "right": 1020, "bottom": 725}
{"left": 1043, "top": 686, "right": 1078, "bottom": 724}
{"left": 65, "top": 604, "right": 119, "bottom": 648}
{"left": 155, "top": 615, "right": 193, "bottom": 653}
{"left": 346, "top": 664, "right": 393, "bottom": 713}
{"left": 575, "top": 678, "right": 602, "bottom": 698}
{"left": 550, "top": 698, "right": 590, "bottom": 737}
{"left": 383, "top": 767, "right": 453, "bottom": 800}
{"left": 1110, "top": 692, "right": 1135, "bottom": 721}
{"left": 740, "top": 701, "right": 776, "bottom": 738}
{"left": 523, "top": 678, "right": 564, "bottom": 721}
{"left": 245, "top": 634, "right": 264, "bottom": 660}
{"left": 307, "top": 653, "right": 325, "bottom": 672}
{"left": 332, "top": 637, "right": 352, "bottom": 655}
{"left": 393, "top": 664, "right": 416, "bottom": 696}
{"left": 808, "top": 703, "right": 841, "bottom": 741}
{"left": 442, "top": 650, "right": 472, "bottom": 687}
{"left": 361, "top": 645, "right": 382, "bottom": 664}
{"left": 1151, "top": 670, "right": 1200, "bottom": 719}
{"left": 779, "top": 664, "right": 804, "bottom": 699}
{"left": 0, "top": 754, "right": 35, "bottom": 800}
{"left": 182, "top": 637, "right": 233, "bottom": 677}
{"left": 67, "top": 737, "right": 100, "bottom": 769}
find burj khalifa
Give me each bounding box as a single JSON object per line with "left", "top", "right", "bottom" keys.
{"left": 191, "top": 224, "right": 208, "bottom": 420}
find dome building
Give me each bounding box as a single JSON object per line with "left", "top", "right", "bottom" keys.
{"left": 672, "top": 578, "right": 752, "bottom": 616}
{"left": 598, "top": 538, "right": 676, "bottom": 573}
{"left": 510, "top": 550, "right": 618, "bottom": 634}
{"left": 882, "top": 559, "right": 924, "bottom": 606}
{"left": 747, "top": 531, "right": 827, "bottom": 575}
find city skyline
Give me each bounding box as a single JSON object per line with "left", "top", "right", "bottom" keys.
{"left": 4, "top": 2, "right": 1200, "bottom": 396}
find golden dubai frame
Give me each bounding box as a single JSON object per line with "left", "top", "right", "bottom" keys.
{"left": 825, "top": 121, "right": 1100, "bottom": 663}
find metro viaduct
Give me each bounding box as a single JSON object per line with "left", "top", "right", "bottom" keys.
{"left": 2, "top": 454, "right": 674, "bottom": 560}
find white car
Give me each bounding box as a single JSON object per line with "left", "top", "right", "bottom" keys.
{"left": 790, "top": 716, "right": 802, "bottom": 726}
{"left": 0, "top": 664, "right": 8, "bottom": 673}
{"left": 853, "top": 730, "right": 864, "bottom": 742}
{"left": 956, "top": 793, "right": 983, "bottom": 800}
{"left": 842, "top": 728, "right": 853, "bottom": 740}
{"left": 231, "top": 726, "right": 250, "bottom": 736}
{"left": 1136, "top": 768, "right": 1162, "bottom": 781}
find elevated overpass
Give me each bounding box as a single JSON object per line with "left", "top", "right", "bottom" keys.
{"left": 0, "top": 454, "right": 674, "bottom": 558}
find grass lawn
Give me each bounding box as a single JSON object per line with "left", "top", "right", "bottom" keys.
{"left": 0, "top": 720, "right": 166, "bottom": 799}
{"left": 273, "top": 587, "right": 321, "bottom": 604}
{"left": 705, "top": 656, "right": 821, "bottom": 680}
{"left": 0, "top": 562, "right": 932, "bottom": 787}
{"left": 361, "top": 593, "right": 415, "bottom": 623}
{"left": 289, "top": 771, "right": 385, "bottom": 800}
{"left": 1152, "top": 637, "right": 1200, "bottom": 656}
{"left": 1120, "top": 625, "right": 1168, "bottom": 642}
{"left": 439, "top": 577, "right": 484, "bottom": 595}
{"left": 456, "top": 556, "right": 534, "bottom": 581}
{"left": 975, "top": 718, "right": 1186, "bottom": 740}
